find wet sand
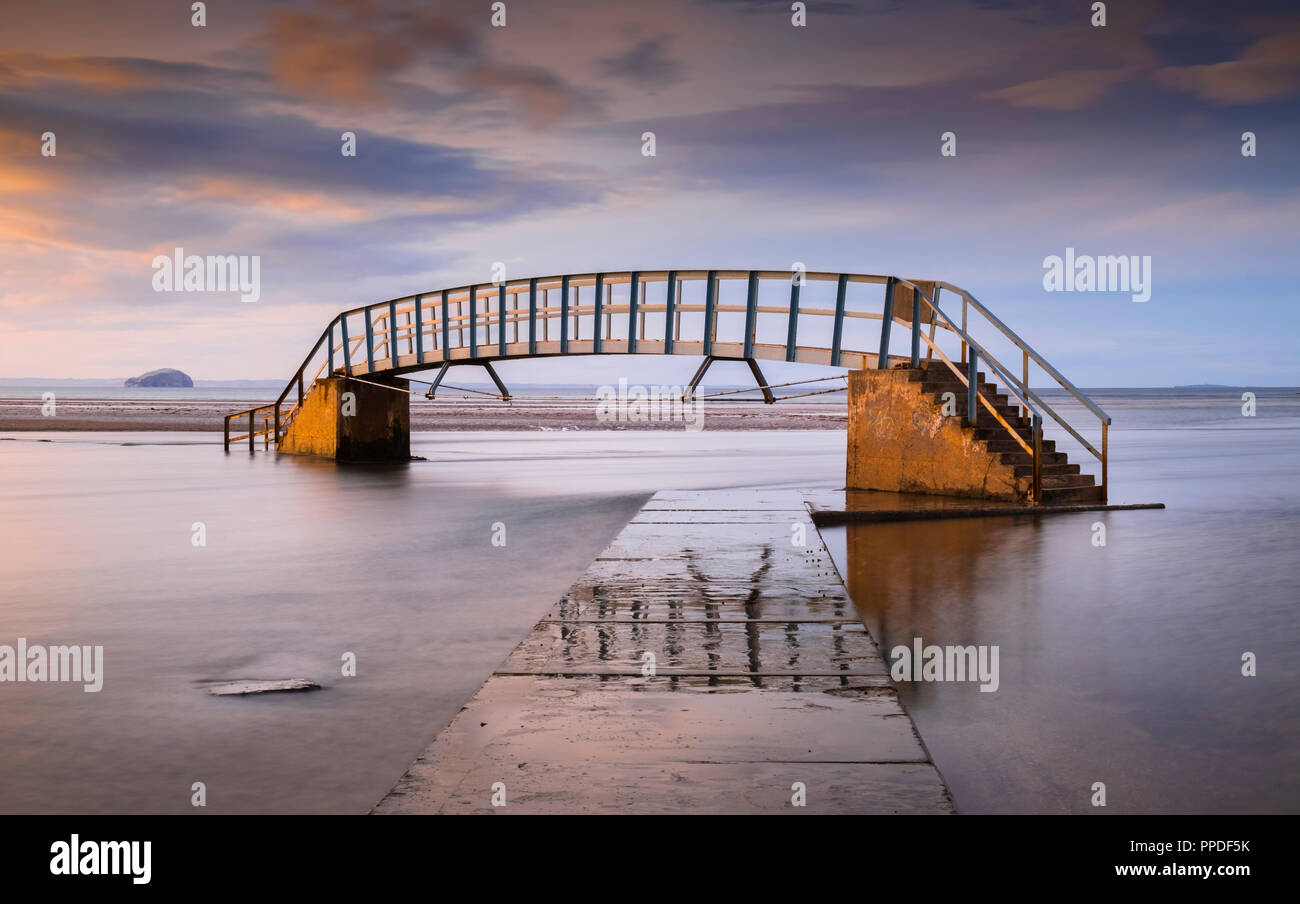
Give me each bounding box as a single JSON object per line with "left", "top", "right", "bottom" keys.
{"left": 0, "top": 396, "right": 846, "bottom": 432}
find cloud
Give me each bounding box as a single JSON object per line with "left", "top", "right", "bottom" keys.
{"left": 266, "top": 6, "right": 476, "bottom": 105}
{"left": 0, "top": 53, "right": 154, "bottom": 91}
{"left": 979, "top": 68, "right": 1135, "bottom": 110}
{"left": 462, "top": 63, "right": 603, "bottom": 127}
{"left": 693, "top": 0, "right": 856, "bottom": 13}
{"left": 1156, "top": 25, "right": 1300, "bottom": 103}
{"left": 0, "top": 47, "right": 607, "bottom": 324}
{"left": 597, "top": 36, "right": 682, "bottom": 86}
{"left": 0, "top": 52, "right": 260, "bottom": 94}
{"left": 262, "top": 0, "right": 597, "bottom": 126}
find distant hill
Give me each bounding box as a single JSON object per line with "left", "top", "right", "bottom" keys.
{"left": 124, "top": 368, "right": 193, "bottom": 388}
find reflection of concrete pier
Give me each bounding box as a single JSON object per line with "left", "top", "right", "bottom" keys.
{"left": 374, "top": 489, "right": 951, "bottom": 815}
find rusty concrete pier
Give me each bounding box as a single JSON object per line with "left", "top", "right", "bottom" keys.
{"left": 374, "top": 489, "right": 952, "bottom": 815}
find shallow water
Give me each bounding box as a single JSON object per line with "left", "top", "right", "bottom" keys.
{"left": 1, "top": 387, "right": 1297, "bottom": 814}
{"left": 0, "top": 429, "right": 842, "bottom": 814}
{"left": 822, "top": 388, "right": 1300, "bottom": 813}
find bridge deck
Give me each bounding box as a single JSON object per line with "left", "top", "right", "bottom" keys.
{"left": 373, "top": 489, "right": 953, "bottom": 815}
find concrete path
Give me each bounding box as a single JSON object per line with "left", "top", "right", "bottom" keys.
{"left": 374, "top": 489, "right": 952, "bottom": 814}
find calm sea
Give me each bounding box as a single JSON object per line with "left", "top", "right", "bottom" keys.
{"left": 0, "top": 381, "right": 835, "bottom": 402}
{"left": 0, "top": 388, "right": 1296, "bottom": 813}
{"left": 820, "top": 386, "right": 1300, "bottom": 814}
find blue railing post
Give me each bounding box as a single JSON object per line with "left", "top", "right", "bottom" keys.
{"left": 364, "top": 307, "right": 375, "bottom": 373}
{"left": 593, "top": 274, "right": 604, "bottom": 353}
{"left": 877, "top": 277, "right": 895, "bottom": 369}
{"left": 664, "top": 270, "right": 677, "bottom": 354}
{"left": 414, "top": 296, "right": 424, "bottom": 364}
{"left": 328, "top": 322, "right": 335, "bottom": 374}
{"left": 498, "top": 286, "right": 508, "bottom": 356}
{"left": 389, "top": 299, "right": 399, "bottom": 364}
{"left": 469, "top": 286, "right": 478, "bottom": 359}
{"left": 627, "top": 272, "right": 640, "bottom": 353}
{"left": 785, "top": 271, "right": 800, "bottom": 362}
{"left": 967, "top": 349, "right": 978, "bottom": 423}
{"left": 703, "top": 270, "right": 717, "bottom": 356}
{"left": 440, "top": 290, "right": 450, "bottom": 361}
{"left": 910, "top": 286, "right": 921, "bottom": 368}
{"left": 831, "top": 274, "right": 847, "bottom": 367}
{"left": 743, "top": 270, "right": 759, "bottom": 359}
{"left": 560, "top": 275, "right": 570, "bottom": 354}
{"left": 528, "top": 278, "right": 538, "bottom": 355}
{"left": 341, "top": 316, "right": 352, "bottom": 376}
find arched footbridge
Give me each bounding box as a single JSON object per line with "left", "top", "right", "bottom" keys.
{"left": 223, "top": 270, "right": 1111, "bottom": 504}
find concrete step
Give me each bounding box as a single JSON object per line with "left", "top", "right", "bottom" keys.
{"left": 921, "top": 380, "right": 1005, "bottom": 396}
{"left": 926, "top": 387, "right": 1012, "bottom": 410}
{"left": 1041, "top": 473, "right": 1096, "bottom": 489}
{"left": 1012, "top": 462, "right": 1080, "bottom": 477}
{"left": 910, "top": 366, "right": 981, "bottom": 383}
{"left": 987, "top": 438, "right": 1056, "bottom": 454}
{"left": 926, "top": 367, "right": 1034, "bottom": 424}
{"left": 918, "top": 365, "right": 985, "bottom": 383}
{"left": 999, "top": 450, "right": 1068, "bottom": 467}
{"left": 972, "top": 424, "right": 1033, "bottom": 442}
{"left": 1042, "top": 484, "right": 1104, "bottom": 505}
{"left": 954, "top": 404, "right": 1026, "bottom": 426}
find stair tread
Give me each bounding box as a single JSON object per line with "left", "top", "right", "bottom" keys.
{"left": 897, "top": 364, "right": 1105, "bottom": 504}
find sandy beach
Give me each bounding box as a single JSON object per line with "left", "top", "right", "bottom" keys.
{"left": 0, "top": 395, "right": 847, "bottom": 432}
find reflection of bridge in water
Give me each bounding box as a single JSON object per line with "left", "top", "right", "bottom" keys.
{"left": 225, "top": 269, "right": 1111, "bottom": 505}
{"left": 546, "top": 538, "right": 868, "bottom": 686}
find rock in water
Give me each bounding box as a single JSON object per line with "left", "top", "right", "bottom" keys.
{"left": 206, "top": 679, "right": 321, "bottom": 696}
{"left": 124, "top": 368, "right": 193, "bottom": 388}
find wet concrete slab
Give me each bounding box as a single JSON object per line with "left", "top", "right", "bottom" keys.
{"left": 641, "top": 488, "right": 818, "bottom": 510}
{"left": 374, "top": 489, "right": 953, "bottom": 815}
{"left": 500, "top": 621, "right": 887, "bottom": 675}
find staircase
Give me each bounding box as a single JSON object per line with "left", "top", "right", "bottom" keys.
{"left": 909, "top": 362, "right": 1103, "bottom": 505}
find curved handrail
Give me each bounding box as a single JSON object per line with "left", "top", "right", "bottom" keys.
{"left": 224, "top": 267, "right": 1110, "bottom": 503}
{"left": 255, "top": 270, "right": 917, "bottom": 441}
{"left": 896, "top": 279, "right": 1040, "bottom": 419}
{"left": 936, "top": 281, "right": 1111, "bottom": 425}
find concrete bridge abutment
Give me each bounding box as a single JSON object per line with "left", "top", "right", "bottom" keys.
{"left": 278, "top": 376, "right": 410, "bottom": 462}
{"left": 846, "top": 367, "right": 1029, "bottom": 503}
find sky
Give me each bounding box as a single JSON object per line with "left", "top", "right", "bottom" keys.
{"left": 0, "top": 0, "right": 1297, "bottom": 386}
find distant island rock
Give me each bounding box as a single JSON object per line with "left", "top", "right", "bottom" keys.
{"left": 124, "top": 368, "right": 193, "bottom": 388}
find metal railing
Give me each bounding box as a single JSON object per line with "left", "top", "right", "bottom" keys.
{"left": 900, "top": 279, "right": 1111, "bottom": 503}
{"left": 222, "top": 269, "right": 1110, "bottom": 503}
